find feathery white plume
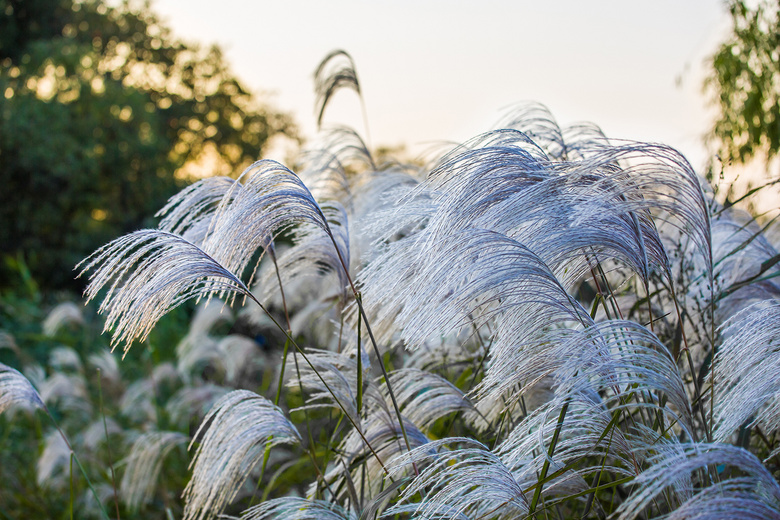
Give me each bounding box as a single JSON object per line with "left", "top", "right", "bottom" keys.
{"left": 182, "top": 389, "right": 301, "bottom": 520}
{"left": 49, "top": 346, "right": 83, "bottom": 373}
{"left": 0, "top": 330, "right": 19, "bottom": 358}
{"left": 42, "top": 302, "right": 84, "bottom": 337}
{"left": 39, "top": 371, "right": 91, "bottom": 416}
{"left": 240, "top": 497, "right": 356, "bottom": 520}
{"left": 120, "top": 430, "right": 188, "bottom": 512}
{"left": 157, "top": 176, "right": 239, "bottom": 245}
{"left": 388, "top": 438, "right": 529, "bottom": 520}
{"left": 165, "top": 383, "right": 232, "bottom": 427}
{"left": 202, "top": 160, "right": 335, "bottom": 282}
{"left": 37, "top": 430, "right": 70, "bottom": 488}
{"left": 78, "top": 229, "right": 252, "bottom": 354}
{"left": 88, "top": 349, "right": 122, "bottom": 390}
{"left": 287, "top": 349, "right": 367, "bottom": 426}
{"left": 616, "top": 443, "right": 780, "bottom": 519}
{"left": 0, "top": 363, "right": 44, "bottom": 414}
{"left": 711, "top": 300, "right": 780, "bottom": 441}
{"left": 389, "top": 368, "right": 484, "bottom": 431}
{"left": 260, "top": 200, "right": 351, "bottom": 305}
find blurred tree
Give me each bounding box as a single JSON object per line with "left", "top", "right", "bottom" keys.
{"left": 707, "top": 0, "right": 780, "bottom": 166}
{"left": 0, "top": 0, "right": 296, "bottom": 290}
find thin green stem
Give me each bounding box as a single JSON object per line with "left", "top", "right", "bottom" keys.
{"left": 69, "top": 452, "right": 74, "bottom": 520}
{"left": 43, "top": 405, "right": 110, "bottom": 520}
{"left": 356, "top": 301, "right": 363, "bottom": 415}
{"left": 97, "top": 369, "right": 121, "bottom": 520}
{"left": 529, "top": 398, "right": 570, "bottom": 517}
{"left": 243, "top": 290, "right": 391, "bottom": 475}
{"left": 667, "top": 280, "right": 708, "bottom": 443}
{"left": 331, "top": 240, "right": 414, "bottom": 458}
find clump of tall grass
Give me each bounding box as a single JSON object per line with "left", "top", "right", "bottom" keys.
{"left": 2, "top": 50, "right": 780, "bottom": 519}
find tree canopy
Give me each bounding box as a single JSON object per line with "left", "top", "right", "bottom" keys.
{"left": 707, "top": 0, "right": 780, "bottom": 166}
{"left": 0, "top": 0, "right": 296, "bottom": 290}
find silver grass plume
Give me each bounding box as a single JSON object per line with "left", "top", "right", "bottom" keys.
{"left": 157, "top": 176, "right": 239, "bottom": 245}
{"left": 361, "top": 228, "right": 591, "bottom": 355}
{"left": 495, "top": 394, "right": 638, "bottom": 500}
{"left": 78, "top": 229, "right": 253, "bottom": 354}
{"left": 88, "top": 349, "right": 121, "bottom": 390}
{"left": 240, "top": 497, "right": 356, "bottom": 520}
{"left": 711, "top": 300, "right": 780, "bottom": 441}
{"left": 37, "top": 429, "right": 70, "bottom": 488}
{"left": 498, "top": 104, "right": 711, "bottom": 270}
{"left": 175, "top": 300, "right": 234, "bottom": 381}
{"left": 49, "top": 345, "right": 83, "bottom": 373}
{"left": 402, "top": 329, "right": 483, "bottom": 374}
{"left": 306, "top": 352, "right": 428, "bottom": 498}
{"left": 710, "top": 210, "right": 780, "bottom": 320}
{"left": 387, "top": 438, "right": 529, "bottom": 520}
{"left": 182, "top": 389, "right": 300, "bottom": 520}
{"left": 298, "top": 126, "right": 375, "bottom": 201}
{"left": 42, "top": 301, "right": 84, "bottom": 337}
{"left": 201, "top": 160, "right": 338, "bottom": 282}
{"left": 314, "top": 50, "right": 362, "bottom": 129}
{"left": 40, "top": 371, "right": 92, "bottom": 416}
{"left": 418, "top": 136, "right": 674, "bottom": 283}
{"left": 350, "top": 168, "right": 427, "bottom": 263}
{"left": 165, "top": 383, "right": 232, "bottom": 427}
{"left": 0, "top": 330, "right": 19, "bottom": 356}
{"left": 260, "top": 200, "right": 351, "bottom": 305}
{"left": 494, "top": 103, "right": 568, "bottom": 160}
{"left": 80, "top": 416, "right": 122, "bottom": 451}
{"left": 120, "top": 375, "right": 162, "bottom": 424}
{"left": 287, "top": 349, "right": 369, "bottom": 426}
{"left": 388, "top": 368, "right": 485, "bottom": 432}
{"left": 81, "top": 484, "right": 118, "bottom": 520}
{"left": 616, "top": 443, "right": 780, "bottom": 519}
{"left": 477, "top": 320, "right": 694, "bottom": 435}
{"left": 181, "top": 299, "right": 234, "bottom": 341}
{"left": 0, "top": 362, "right": 44, "bottom": 414}
{"left": 218, "top": 335, "right": 263, "bottom": 384}
{"left": 331, "top": 411, "right": 429, "bottom": 499}
{"left": 23, "top": 363, "right": 46, "bottom": 390}
{"left": 120, "top": 430, "right": 188, "bottom": 512}
{"left": 176, "top": 333, "right": 221, "bottom": 381}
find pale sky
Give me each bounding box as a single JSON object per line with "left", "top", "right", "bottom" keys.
{"left": 151, "top": 0, "right": 730, "bottom": 173}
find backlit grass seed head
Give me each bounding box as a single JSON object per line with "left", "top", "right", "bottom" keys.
{"left": 388, "top": 368, "right": 484, "bottom": 432}
{"left": 287, "top": 349, "right": 367, "bottom": 426}
{"left": 165, "top": 383, "right": 232, "bottom": 427}
{"left": 182, "top": 389, "right": 301, "bottom": 520}
{"left": 37, "top": 429, "right": 70, "bottom": 488}
{"left": 616, "top": 444, "right": 780, "bottom": 520}
{"left": 120, "top": 430, "right": 188, "bottom": 512}
{"left": 260, "top": 200, "right": 352, "bottom": 305}
{"left": 711, "top": 300, "right": 780, "bottom": 441}
{"left": 201, "top": 160, "right": 336, "bottom": 282}
{"left": 0, "top": 363, "right": 44, "bottom": 415}
{"left": 42, "top": 301, "right": 85, "bottom": 337}
{"left": 388, "top": 438, "right": 530, "bottom": 520}
{"left": 78, "top": 229, "right": 253, "bottom": 355}
{"left": 241, "top": 497, "right": 356, "bottom": 520}
{"left": 157, "top": 176, "right": 239, "bottom": 245}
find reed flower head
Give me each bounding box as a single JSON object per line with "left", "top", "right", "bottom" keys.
{"left": 182, "top": 389, "right": 301, "bottom": 520}
{"left": 0, "top": 363, "right": 44, "bottom": 415}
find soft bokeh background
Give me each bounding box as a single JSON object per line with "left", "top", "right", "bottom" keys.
{"left": 152, "top": 0, "right": 729, "bottom": 171}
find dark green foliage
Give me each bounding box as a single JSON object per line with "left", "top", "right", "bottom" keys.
{"left": 0, "top": 0, "right": 296, "bottom": 290}
{"left": 707, "top": 0, "right": 780, "bottom": 165}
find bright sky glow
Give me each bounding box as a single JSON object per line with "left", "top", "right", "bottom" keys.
{"left": 151, "top": 0, "right": 730, "bottom": 172}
